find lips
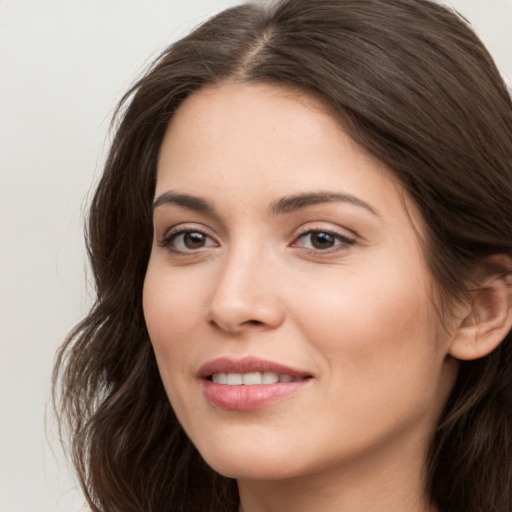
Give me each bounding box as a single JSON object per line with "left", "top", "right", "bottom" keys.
{"left": 211, "top": 371, "right": 300, "bottom": 385}
{"left": 198, "top": 357, "right": 312, "bottom": 410}
{"left": 198, "top": 356, "right": 311, "bottom": 379}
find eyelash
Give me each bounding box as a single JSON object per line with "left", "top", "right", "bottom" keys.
{"left": 157, "top": 227, "right": 356, "bottom": 254}
{"left": 293, "top": 228, "right": 356, "bottom": 253}
{"left": 158, "top": 227, "right": 217, "bottom": 253}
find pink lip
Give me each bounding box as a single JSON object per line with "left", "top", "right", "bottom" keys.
{"left": 198, "top": 356, "right": 311, "bottom": 379}
{"left": 198, "top": 357, "right": 312, "bottom": 411}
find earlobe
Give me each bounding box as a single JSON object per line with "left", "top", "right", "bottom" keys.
{"left": 449, "top": 255, "right": 512, "bottom": 361}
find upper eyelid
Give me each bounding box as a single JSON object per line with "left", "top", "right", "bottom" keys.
{"left": 156, "top": 226, "right": 217, "bottom": 251}
{"left": 161, "top": 223, "right": 216, "bottom": 239}
{"left": 292, "top": 229, "right": 355, "bottom": 246}
{"left": 296, "top": 229, "right": 354, "bottom": 241}
{"left": 294, "top": 223, "right": 357, "bottom": 240}
{"left": 154, "top": 216, "right": 226, "bottom": 241}
{"left": 155, "top": 221, "right": 359, "bottom": 244}
{"left": 158, "top": 228, "right": 354, "bottom": 256}
{"left": 158, "top": 228, "right": 219, "bottom": 254}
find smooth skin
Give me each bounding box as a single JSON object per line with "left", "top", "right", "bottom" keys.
{"left": 143, "top": 82, "right": 507, "bottom": 512}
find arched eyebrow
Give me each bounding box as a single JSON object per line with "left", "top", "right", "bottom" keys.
{"left": 269, "top": 192, "right": 379, "bottom": 216}
{"left": 152, "top": 190, "right": 378, "bottom": 216}
{"left": 153, "top": 192, "right": 216, "bottom": 213}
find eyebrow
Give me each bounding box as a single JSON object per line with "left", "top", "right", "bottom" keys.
{"left": 153, "top": 192, "right": 216, "bottom": 213}
{"left": 269, "top": 192, "right": 379, "bottom": 216}
{"left": 152, "top": 190, "right": 378, "bottom": 216}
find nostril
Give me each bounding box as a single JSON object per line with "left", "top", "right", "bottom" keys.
{"left": 208, "top": 317, "right": 265, "bottom": 333}
{"left": 207, "top": 299, "right": 285, "bottom": 332}
{"left": 244, "top": 320, "right": 264, "bottom": 326}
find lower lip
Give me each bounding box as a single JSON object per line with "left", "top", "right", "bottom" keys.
{"left": 202, "top": 380, "right": 309, "bottom": 410}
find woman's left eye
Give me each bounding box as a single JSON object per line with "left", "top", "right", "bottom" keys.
{"left": 293, "top": 230, "right": 355, "bottom": 251}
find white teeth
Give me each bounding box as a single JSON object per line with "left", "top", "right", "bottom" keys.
{"left": 212, "top": 373, "right": 227, "bottom": 384}
{"left": 262, "top": 371, "right": 279, "bottom": 384}
{"left": 226, "top": 373, "right": 243, "bottom": 385}
{"left": 211, "top": 372, "right": 298, "bottom": 385}
{"left": 242, "top": 372, "right": 262, "bottom": 385}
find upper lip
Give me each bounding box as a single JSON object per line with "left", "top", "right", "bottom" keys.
{"left": 197, "top": 356, "right": 312, "bottom": 379}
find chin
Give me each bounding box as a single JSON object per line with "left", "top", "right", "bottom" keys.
{"left": 206, "top": 458, "right": 302, "bottom": 481}
{"left": 196, "top": 440, "right": 307, "bottom": 481}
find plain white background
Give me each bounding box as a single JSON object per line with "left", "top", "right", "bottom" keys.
{"left": 1, "top": 1, "right": 510, "bottom": 511}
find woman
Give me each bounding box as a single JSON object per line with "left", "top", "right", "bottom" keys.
{"left": 53, "top": 0, "right": 512, "bottom": 511}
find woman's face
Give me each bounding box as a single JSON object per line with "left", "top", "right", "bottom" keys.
{"left": 143, "top": 82, "right": 459, "bottom": 484}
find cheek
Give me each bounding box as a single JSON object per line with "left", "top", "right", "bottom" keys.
{"left": 292, "top": 252, "right": 444, "bottom": 390}
{"left": 143, "top": 257, "right": 208, "bottom": 333}
{"left": 297, "top": 277, "right": 448, "bottom": 450}
{"left": 142, "top": 264, "right": 209, "bottom": 431}
{"left": 142, "top": 263, "right": 206, "bottom": 379}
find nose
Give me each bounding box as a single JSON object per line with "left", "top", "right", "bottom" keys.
{"left": 207, "top": 248, "right": 286, "bottom": 334}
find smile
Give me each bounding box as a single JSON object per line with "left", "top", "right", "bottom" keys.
{"left": 211, "top": 372, "right": 301, "bottom": 385}
{"left": 199, "top": 357, "right": 313, "bottom": 410}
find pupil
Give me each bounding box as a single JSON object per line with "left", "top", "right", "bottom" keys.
{"left": 185, "top": 232, "right": 205, "bottom": 249}
{"left": 312, "top": 232, "right": 334, "bottom": 249}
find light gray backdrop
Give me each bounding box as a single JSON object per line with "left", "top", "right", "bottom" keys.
{"left": 1, "top": 1, "right": 511, "bottom": 511}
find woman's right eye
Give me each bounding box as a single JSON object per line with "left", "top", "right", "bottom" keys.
{"left": 159, "top": 229, "right": 217, "bottom": 253}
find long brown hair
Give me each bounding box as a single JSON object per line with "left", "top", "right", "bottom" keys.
{"left": 53, "top": 1, "right": 512, "bottom": 511}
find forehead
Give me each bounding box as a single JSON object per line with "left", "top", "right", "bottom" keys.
{"left": 155, "top": 81, "right": 421, "bottom": 228}
{"left": 160, "top": 82, "right": 343, "bottom": 162}
{"left": 160, "top": 83, "right": 377, "bottom": 178}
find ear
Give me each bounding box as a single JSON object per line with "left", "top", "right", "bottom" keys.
{"left": 449, "top": 254, "right": 512, "bottom": 361}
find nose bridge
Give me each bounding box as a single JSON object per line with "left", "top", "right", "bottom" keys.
{"left": 207, "top": 237, "right": 284, "bottom": 332}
